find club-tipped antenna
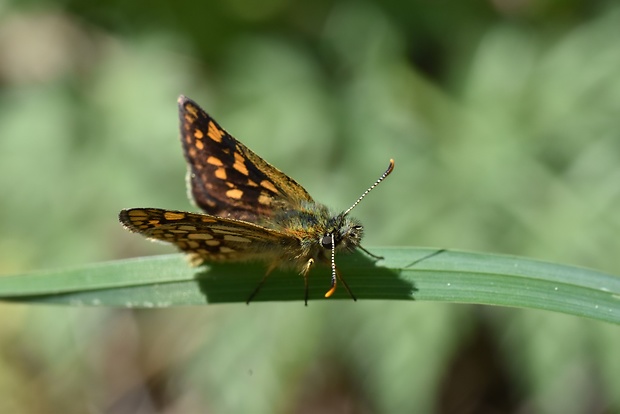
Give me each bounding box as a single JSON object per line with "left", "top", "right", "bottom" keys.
{"left": 342, "top": 159, "right": 394, "bottom": 217}
{"left": 324, "top": 232, "right": 358, "bottom": 300}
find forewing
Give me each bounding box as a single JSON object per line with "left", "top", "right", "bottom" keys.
{"left": 178, "top": 96, "right": 313, "bottom": 222}
{"left": 119, "top": 208, "right": 297, "bottom": 262}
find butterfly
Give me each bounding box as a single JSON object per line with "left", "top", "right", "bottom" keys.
{"left": 119, "top": 96, "right": 394, "bottom": 305}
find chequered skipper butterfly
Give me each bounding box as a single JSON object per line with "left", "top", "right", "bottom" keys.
{"left": 119, "top": 96, "right": 394, "bottom": 305}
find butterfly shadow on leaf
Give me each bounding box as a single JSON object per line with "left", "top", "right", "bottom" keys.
{"left": 193, "top": 250, "right": 416, "bottom": 305}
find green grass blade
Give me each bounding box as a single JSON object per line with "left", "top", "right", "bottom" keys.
{"left": 0, "top": 248, "right": 618, "bottom": 324}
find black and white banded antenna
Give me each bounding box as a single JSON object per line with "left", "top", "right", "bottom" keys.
{"left": 343, "top": 159, "right": 395, "bottom": 217}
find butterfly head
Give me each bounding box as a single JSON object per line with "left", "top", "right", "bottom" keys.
{"left": 321, "top": 214, "right": 363, "bottom": 252}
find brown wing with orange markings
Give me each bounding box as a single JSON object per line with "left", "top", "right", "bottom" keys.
{"left": 178, "top": 96, "right": 314, "bottom": 223}
{"left": 119, "top": 208, "right": 298, "bottom": 263}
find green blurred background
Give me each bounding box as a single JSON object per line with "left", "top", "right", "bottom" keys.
{"left": 1, "top": 0, "right": 620, "bottom": 412}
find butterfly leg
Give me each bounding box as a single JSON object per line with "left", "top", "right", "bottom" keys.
{"left": 301, "top": 258, "right": 314, "bottom": 306}
{"left": 246, "top": 262, "right": 278, "bottom": 304}
{"left": 357, "top": 245, "right": 383, "bottom": 261}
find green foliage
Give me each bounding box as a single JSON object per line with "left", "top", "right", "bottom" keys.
{"left": 1, "top": 249, "right": 618, "bottom": 324}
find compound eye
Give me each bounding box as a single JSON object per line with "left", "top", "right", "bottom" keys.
{"left": 349, "top": 225, "right": 362, "bottom": 237}
{"left": 321, "top": 235, "right": 333, "bottom": 249}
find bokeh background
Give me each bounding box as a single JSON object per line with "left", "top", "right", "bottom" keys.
{"left": 1, "top": 0, "right": 620, "bottom": 413}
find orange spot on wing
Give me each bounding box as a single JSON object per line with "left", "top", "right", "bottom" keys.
{"left": 215, "top": 168, "right": 227, "bottom": 179}
{"left": 186, "top": 104, "right": 198, "bottom": 117}
{"left": 187, "top": 241, "right": 199, "bottom": 249}
{"left": 164, "top": 212, "right": 186, "bottom": 220}
{"left": 128, "top": 210, "right": 147, "bottom": 217}
{"left": 207, "top": 156, "right": 223, "bottom": 166}
{"left": 258, "top": 193, "right": 271, "bottom": 205}
{"left": 260, "top": 180, "right": 278, "bottom": 193}
{"left": 207, "top": 121, "right": 223, "bottom": 142}
{"left": 188, "top": 233, "right": 214, "bottom": 240}
{"left": 195, "top": 140, "right": 204, "bottom": 150}
{"left": 233, "top": 161, "right": 249, "bottom": 176}
{"left": 194, "top": 129, "right": 204, "bottom": 139}
{"left": 226, "top": 188, "right": 243, "bottom": 199}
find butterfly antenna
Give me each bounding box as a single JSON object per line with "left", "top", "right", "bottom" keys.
{"left": 324, "top": 233, "right": 358, "bottom": 300}
{"left": 324, "top": 233, "right": 338, "bottom": 297}
{"left": 343, "top": 159, "right": 395, "bottom": 217}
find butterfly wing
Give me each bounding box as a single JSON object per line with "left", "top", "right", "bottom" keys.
{"left": 178, "top": 96, "right": 314, "bottom": 222}
{"left": 119, "top": 208, "right": 298, "bottom": 263}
